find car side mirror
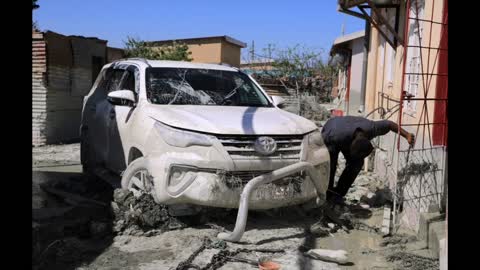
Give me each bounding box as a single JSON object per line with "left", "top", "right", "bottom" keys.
{"left": 271, "top": 96, "right": 286, "bottom": 108}
{"left": 107, "top": 90, "right": 135, "bottom": 106}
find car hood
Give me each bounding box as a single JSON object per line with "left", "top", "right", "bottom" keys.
{"left": 146, "top": 105, "right": 317, "bottom": 135}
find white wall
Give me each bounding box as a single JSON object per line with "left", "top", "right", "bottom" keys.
{"left": 348, "top": 38, "right": 365, "bottom": 115}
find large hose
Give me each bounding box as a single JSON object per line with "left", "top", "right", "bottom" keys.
{"left": 217, "top": 161, "right": 326, "bottom": 242}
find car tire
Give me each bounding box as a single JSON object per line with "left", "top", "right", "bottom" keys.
{"left": 121, "top": 157, "right": 157, "bottom": 200}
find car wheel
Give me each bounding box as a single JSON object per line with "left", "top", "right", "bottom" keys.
{"left": 121, "top": 157, "right": 156, "bottom": 199}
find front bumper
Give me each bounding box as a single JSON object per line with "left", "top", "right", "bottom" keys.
{"left": 145, "top": 147, "right": 329, "bottom": 209}
{"left": 144, "top": 141, "right": 329, "bottom": 243}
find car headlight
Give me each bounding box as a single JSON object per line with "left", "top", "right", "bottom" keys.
{"left": 154, "top": 121, "right": 215, "bottom": 147}
{"left": 308, "top": 130, "right": 324, "bottom": 147}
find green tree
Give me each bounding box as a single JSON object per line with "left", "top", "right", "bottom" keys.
{"left": 124, "top": 36, "right": 192, "bottom": 61}
{"left": 247, "top": 44, "right": 337, "bottom": 101}
{"left": 32, "top": 0, "right": 39, "bottom": 30}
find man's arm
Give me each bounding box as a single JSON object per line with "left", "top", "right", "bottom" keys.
{"left": 387, "top": 121, "right": 415, "bottom": 146}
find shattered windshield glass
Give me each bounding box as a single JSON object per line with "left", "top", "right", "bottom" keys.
{"left": 146, "top": 68, "right": 272, "bottom": 107}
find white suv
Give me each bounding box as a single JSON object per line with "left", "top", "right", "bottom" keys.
{"left": 80, "top": 59, "right": 330, "bottom": 242}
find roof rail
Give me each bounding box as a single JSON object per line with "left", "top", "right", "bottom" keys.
{"left": 112, "top": 57, "right": 151, "bottom": 67}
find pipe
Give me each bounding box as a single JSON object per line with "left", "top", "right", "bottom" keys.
{"left": 217, "top": 161, "right": 327, "bottom": 242}
{"left": 359, "top": 19, "right": 371, "bottom": 114}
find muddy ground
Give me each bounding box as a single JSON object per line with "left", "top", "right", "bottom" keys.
{"left": 32, "top": 143, "right": 439, "bottom": 270}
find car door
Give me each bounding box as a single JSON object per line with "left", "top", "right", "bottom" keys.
{"left": 81, "top": 67, "right": 112, "bottom": 168}
{"left": 106, "top": 65, "right": 140, "bottom": 173}
{"left": 90, "top": 67, "right": 126, "bottom": 168}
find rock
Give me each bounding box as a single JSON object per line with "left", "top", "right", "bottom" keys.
{"left": 360, "top": 192, "right": 376, "bottom": 206}
{"left": 167, "top": 218, "right": 187, "bottom": 230}
{"left": 372, "top": 189, "right": 392, "bottom": 206}
{"left": 327, "top": 223, "right": 335, "bottom": 229}
{"left": 113, "top": 189, "right": 131, "bottom": 204}
{"left": 113, "top": 220, "right": 125, "bottom": 232}
{"left": 132, "top": 230, "right": 144, "bottom": 236}
{"left": 144, "top": 229, "right": 162, "bottom": 237}
{"left": 310, "top": 222, "right": 329, "bottom": 237}
{"left": 306, "top": 249, "right": 349, "bottom": 264}
{"left": 123, "top": 227, "right": 135, "bottom": 236}
{"left": 360, "top": 204, "right": 370, "bottom": 209}
{"left": 111, "top": 201, "right": 120, "bottom": 213}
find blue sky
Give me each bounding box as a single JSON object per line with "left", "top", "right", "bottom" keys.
{"left": 33, "top": 0, "right": 364, "bottom": 61}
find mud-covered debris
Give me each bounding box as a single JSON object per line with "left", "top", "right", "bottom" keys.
{"left": 113, "top": 189, "right": 131, "bottom": 205}
{"left": 380, "top": 234, "right": 417, "bottom": 247}
{"left": 386, "top": 251, "right": 439, "bottom": 270}
{"left": 360, "top": 188, "right": 392, "bottom": 208}
{"left": 306, "top": 249, "right": 349, "bottom": 265}
{"left": 112, "top": 189, "right": 187, "bottom": 236}
{"left": 351, "top": 220, "right": 380, "bottom": 233}
{"left": 309, "top": 221, "right": 329, "bottom": 237}
{"left": 398, "top": 162, "right": 438, "bottom": 180}
{"left": 35, "top": 237, "right": 107, "bottom": 270}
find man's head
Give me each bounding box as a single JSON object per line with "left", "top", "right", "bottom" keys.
{"left": 350, "top": 129, "right": 374, "bottom": 160}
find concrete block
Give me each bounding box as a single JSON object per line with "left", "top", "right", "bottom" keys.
{"left": 381, "top": 206, "right": 391, "bottom": 235}
{"left": 428, "top": 221, "right": 446, "bottom": 258}
{"left": 418, "top": 212, "right": 444, "bottom": 241}
{"left": 439, "top": 238, "right": 447, "bottom": 270}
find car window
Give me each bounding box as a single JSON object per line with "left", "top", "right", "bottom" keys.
{"left": 104, "top": 69, "right": 127, "bottom": 93}
{"left": 121, "top": 70, "right": 135, "bottom": 92}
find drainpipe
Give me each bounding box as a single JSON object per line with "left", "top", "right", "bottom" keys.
{"left": 358, "top": 19, "right": 371, "bottom": 114}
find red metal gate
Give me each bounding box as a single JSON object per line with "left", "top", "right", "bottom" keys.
{"left": 393, "top": 0, "right": 448, "bottom": 231}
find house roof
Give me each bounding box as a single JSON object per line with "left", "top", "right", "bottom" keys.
{"left": 330, "top": 30, "right": 365, "bottom": 56}
{"left": 332, "top": 30, "right": 365, "bottom": 46}
{"left": 148, "top": 35, "right": 247, "bottom": 48}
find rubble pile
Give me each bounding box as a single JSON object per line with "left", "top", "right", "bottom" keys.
{"left": 331, "top": 154, "right": 393, "bottom": 208}
{"left": 253, "top": 74, "right": 333, "bottom": 102}
{"left": 32, "top": 175, "right": 114, "bottom": 270}
{"left": 111, "top": 189, "right": 188, "bottom": 236}
{"left": 299, "top": 97, "right": 331, "bottom": 124}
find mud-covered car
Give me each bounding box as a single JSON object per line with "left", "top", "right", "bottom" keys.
{"left": 80, "top": 59, "right": 330, "bottom": 241}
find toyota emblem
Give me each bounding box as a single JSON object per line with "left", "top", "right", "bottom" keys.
{"left": 254, "top": 136, "right": 277, "bottom": 155}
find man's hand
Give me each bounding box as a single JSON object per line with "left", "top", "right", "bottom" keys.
{"left": 407, "top": 133, "right": 415, "bottom": 146}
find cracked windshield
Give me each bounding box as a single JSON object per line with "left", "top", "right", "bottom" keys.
{"left": 146, "top": 68, "right": 271, "bottom": 107}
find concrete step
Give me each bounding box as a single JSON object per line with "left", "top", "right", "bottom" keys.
{"left": 418, "top": 212, "right": 446, "bottom": 259}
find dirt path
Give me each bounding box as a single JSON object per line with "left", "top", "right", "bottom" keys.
{"left": 32, "top": 144, "right": 438, "bottom": 270}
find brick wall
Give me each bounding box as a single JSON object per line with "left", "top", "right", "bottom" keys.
{"left": 32, "top": 31, "right": 47, "bottom": 146}
{"left": 32, "top": 31, "right": 107, "bottom": 146}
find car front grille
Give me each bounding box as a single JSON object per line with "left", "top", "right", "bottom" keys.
{"left": 220, "top": 170, "right": 305, "bottom": 189}
{"left": 216, "top": 135, "right": 303, "bottom": 160}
